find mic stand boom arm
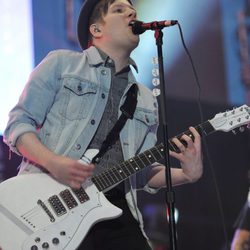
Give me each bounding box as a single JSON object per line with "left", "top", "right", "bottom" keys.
{"left": 154, "top": 29, "right": 178, "bottom": 250}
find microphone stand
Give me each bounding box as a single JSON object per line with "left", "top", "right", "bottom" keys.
{"left": 154, "top": 29, "right": 178, "bottom": 250}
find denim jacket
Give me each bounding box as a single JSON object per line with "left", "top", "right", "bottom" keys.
{"left": 3, "top": 46, "right": 159, "bottom": 239}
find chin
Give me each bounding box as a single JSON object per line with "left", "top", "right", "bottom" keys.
{"left": 131, "top": 36, "right": 140, "bottom": 49}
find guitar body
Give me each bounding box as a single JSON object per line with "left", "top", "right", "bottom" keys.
{"left": 0, "top": 173, "right": 122, "bottom": 250}
{"left": 0, "top": 105, "right": 249, "bottom": 249}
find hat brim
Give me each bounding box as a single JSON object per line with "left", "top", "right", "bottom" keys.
{"left": 77, "top": 0, "right": 100, "bottom": 50}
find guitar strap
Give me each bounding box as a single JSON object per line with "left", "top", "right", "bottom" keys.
{"left": 92, "top": 83, "right": 138, "bottom": 164}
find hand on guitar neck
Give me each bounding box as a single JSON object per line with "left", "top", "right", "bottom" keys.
{"left": 169, "top": 126, "right": 203, "bottom": 184}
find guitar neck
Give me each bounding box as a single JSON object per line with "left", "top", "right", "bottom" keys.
{"left": 168, "top": 120, "right": 215, "bottom": 152}
{"left": 91, "top": 120, "right": 215, "bottom": 192}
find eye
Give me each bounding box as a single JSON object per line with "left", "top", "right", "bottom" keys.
{"left": 114, "top": 8, "right": 124, "bottom": 13}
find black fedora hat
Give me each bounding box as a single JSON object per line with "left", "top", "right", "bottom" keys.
{"left": 77, "top": 0, "right": 133, "bottom": 50}
{"left": 77, "top": 0, "right": 99, "bottom": 51}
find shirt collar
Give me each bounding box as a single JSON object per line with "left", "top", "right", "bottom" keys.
{"left": 85, "top": 46, "right": 138, "bottom": 73}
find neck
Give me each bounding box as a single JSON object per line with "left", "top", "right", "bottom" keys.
{"left": 95, "top": 44, "right": 132, "bottom": 72}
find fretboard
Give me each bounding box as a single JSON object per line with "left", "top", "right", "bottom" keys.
{"left": 91, "top": 120, "right": 215, "bottom": 192}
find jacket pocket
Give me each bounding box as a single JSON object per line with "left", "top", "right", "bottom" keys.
{"left": 132, "top": 108, "right": 157, "bottom": 149}
{"left": 133, "top": 108, "right": 157, "bottom": 127}
{"left": 59, "top": 78, "right": 97, "bottom": 120}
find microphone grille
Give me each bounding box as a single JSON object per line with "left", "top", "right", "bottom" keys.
{"left": 130, "top": 21, "right": 145, "bottom": 35}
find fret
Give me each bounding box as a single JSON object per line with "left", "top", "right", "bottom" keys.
{"left": 137, "top": 154, "right": 150, "bottom": 168}
{"left": 88, "top": 105, "right": 250, "bottom": 192}
{"left": 168, "top": 122, "right": 207, "bottom": 153}
{"left": 112, "top": 166, "right": 124, "bottom": 180}
{"left": 93, "top": 176, "right": 106, "bottom": 191}
{"left": 151, "top": 146, "right": 164, "bottom": 160}
{"left": 104, "top": 169, "right": 117, "bottom": 186}
{"left": 128, "top": 157, "right": 141, "bottom": 172}
{"left": 140, "top": 150, "right": 155, "bottom": 165}
{"left": 147, "top": 148, "right": 158, "bottom": 162}
{"left": 116, "top": 166, "right": 128, "bottom": 179}
{"left": 110, "top": 165, "right": 121, "bottom": 182}
{"left": 198, "top": 121, "right": 215, "bottom": 135}
{"left": 119, "top": 162, "right": 131, "bottom": 176}
{"left": 91, "top": 121, "right": 218, "bottom": 192}
{"left": 124, "top": 159, "right": 136, "bottom": 175}
{"left": 97, "top": 174, "right": 110, "bottom": 189}
{"left": 109, "top": 168, "right": 123, "bottom": 183}
{"left": 101, "top": 171, "right": 113, "bottom": 187}
{"left": 108, "top": 167, "right": 122, "bottom": 183}
{"left": 92, "top": 177, "right": 102, "bottom": 190}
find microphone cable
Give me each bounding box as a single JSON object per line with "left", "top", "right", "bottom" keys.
{"left": 175, "top": 21, "right": 229, "bottom": 249}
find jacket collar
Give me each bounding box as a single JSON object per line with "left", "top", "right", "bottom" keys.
{"left": 85, "top": 46, "right": 138, "bottom": 73}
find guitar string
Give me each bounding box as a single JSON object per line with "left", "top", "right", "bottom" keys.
{"left": 93, "top": 144, "right": 164, "bottom": 191}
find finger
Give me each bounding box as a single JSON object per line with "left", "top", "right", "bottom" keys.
{"left": 70, "top": 180, "right": 82, "bottom": 190}
{"left": 71, "top": 167, "right": 93, "bottom": 179}
{"left": 180, "top": 134, "right": 193, "bottom": 147}
{"left": 171, "top": 137, "right": 186, "bottom": 153}
{"left": 169, "top": 149, "right": 185, "bottom": 162}
{"left": 189, "top": 127, "right": 201, "bottom": 140}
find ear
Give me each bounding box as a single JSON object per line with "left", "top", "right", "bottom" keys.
{"left": 89, "top": 24, "right": 102, "bottom": 38}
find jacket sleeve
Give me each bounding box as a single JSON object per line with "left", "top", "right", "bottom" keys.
{"left": 3, "top": 51, "right": 62, "bottom": 155}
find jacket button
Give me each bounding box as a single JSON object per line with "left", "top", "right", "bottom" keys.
{"left": 77, "top": 85, "right": 82, "bottom": 92}
{"left": 91, "top": 119, "right": 95, "bottom": 125}
{"left": 101, "top": 93, "right": 106, "bottom": 99}
{"left": 101, "top": 70, "right": 107, "bottom": 75}
{"left": 75, "top": 144, "right": 81, "bottom": 150}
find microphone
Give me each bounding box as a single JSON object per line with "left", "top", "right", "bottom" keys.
{"left": 130, "top": 20, "right": 178, "bottom": 35}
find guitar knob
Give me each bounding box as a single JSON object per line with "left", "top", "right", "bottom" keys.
{"left": 35, "top": 237, "right": 41, "bottom": 243}
{"left": 42, "top": 242, "right": 49, "bottom": 249}
{"left": 239, "top": 126, "right": 245, "bottom": 132}
{"left": 52, "top": 238, "right": 60, "bottom": 245}
{"left": 60, "top": 231, "right": 66, "bottom": 236}
{"left": 31, "top": 246, "right": 38, "bottom": 250}
{"left": 232, "top": 129, "right": 237, "bottom": 135}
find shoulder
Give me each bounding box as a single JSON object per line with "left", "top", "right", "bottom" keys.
{"left": 137, "top": 83, "right": 157, "bottom": 102}
{"left": 45, "top": 49, "right": 86, "bottom": 61}
{"left": 135, "top": 83, "right": 159, "bottom": 113}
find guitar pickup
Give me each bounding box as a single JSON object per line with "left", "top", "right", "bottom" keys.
{"left": 60, "top": 189, "right": 78, "bottom": 209}
{"left": 48, "top": 195, "right": 67, "bottom": 217}
{"left": 72, "top": 187, "right": 90, "bottom": 203}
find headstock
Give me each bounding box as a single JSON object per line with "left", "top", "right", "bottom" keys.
{"left": 209, "top": 105, "right": 250, "bottom": 133}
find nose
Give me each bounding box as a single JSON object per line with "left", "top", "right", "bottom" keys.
{"left": 128, "top": 8, "right": 137, "bottom": 19}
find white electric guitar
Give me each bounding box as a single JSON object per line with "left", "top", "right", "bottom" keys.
{"left": 0, "top": 105, "right": 250, "bottom": 250}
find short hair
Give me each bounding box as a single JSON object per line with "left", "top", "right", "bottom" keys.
{"left": 88, "top": 0, "right": 133, "bottom": 44}
{"left": 89, "top": 0, "right": 116, "bottom": 26}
